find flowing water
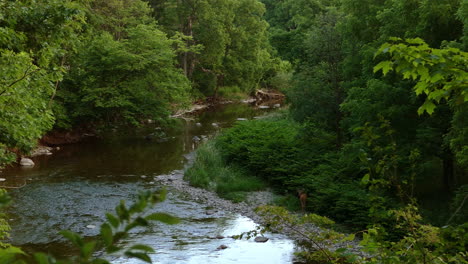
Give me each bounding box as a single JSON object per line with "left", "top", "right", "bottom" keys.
{"left": 2, "top": 103, "right": 295, "bottom": 263}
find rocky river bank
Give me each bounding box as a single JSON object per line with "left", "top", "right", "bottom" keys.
{"left": 155, "top": 153, "right": 368, "bottom": 259}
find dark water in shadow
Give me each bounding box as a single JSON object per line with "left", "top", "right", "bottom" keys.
{"left": 2, "top": 103, "right": 294, "bottom": 263}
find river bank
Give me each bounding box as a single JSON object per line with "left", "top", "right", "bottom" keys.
{"left": 4, "top": 101, "right": 297, "bottom": 263}
{"left": 156, "top": 151, "right": 367, "bottom": 259}
{"left": 11, "top": 91, "right": 285, "bottom": 167}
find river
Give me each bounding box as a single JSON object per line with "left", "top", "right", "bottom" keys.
{"left": 2, "top": 102, "right": 295, "bottom": 263}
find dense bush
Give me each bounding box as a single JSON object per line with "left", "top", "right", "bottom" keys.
{"left": 216, "top": 118, "right": 303, "bottom": 186}
{"left": 213, "top": 117, "right": 372, "bottom": 228}
{"left": 184, "top": 141, "right": 266, "bottom": 202}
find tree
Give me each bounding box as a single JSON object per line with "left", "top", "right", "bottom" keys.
{"left": 61, "top": 24, "right": 190, "bottom": 126}
{"left": 374, "top": 38, "right": 468, "bottom": 188}
{"left": 55, "top": 0, "right": 190, "bottom": 127}
{"left": 288, "top": 7, "right": 345, "bottom": 147}
{"left": 0, "top": 0, "right": 87, "bottom": 166}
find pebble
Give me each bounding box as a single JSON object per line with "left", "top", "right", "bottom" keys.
{"left": 217, "top": 245, "right": 228, "bottom": 250}
{"left": 254, "top": 236, "right": 269, "bottom": 243}
{"left": 86, "top": 225, "right": 96, "bottom": 229}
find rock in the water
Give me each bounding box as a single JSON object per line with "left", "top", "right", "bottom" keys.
{"left": 30, "top": 146, "right": 53, "bottom": 157}
{"left": 156, "top": 137, "right": 169, "bottom": 143}
{"left": 217, "top": 245, "right": 228, "bottom": 250}
{"left": 195, "top": 123, "right": 202, "bottom": 127}
{"left": 258, "top": 105, "right": 270, "bottom": 109}
{"left": 216, "top": 235, "right": 225, "bottom": 239}
{"left": 211, "top": 123, "right": 219, "bottom": 127}
{"left": 254, "top": 236, "right": 269, "bottom": 243}
{"left": 0, "top": 178, "right": 5, "bottom": 182}
{"left": 206, "top": 209, "right": 217, "bottom": 215}
{"left": 273, "top": 103, "right": 281, "bottom": 108}
{"left": 193, "top": 136, "right": 201, "bottom": 142}
{"left": 241, "top": 98, "right": 256, "bottom": 104}
{"left": 86, "top": 225, "right": 96, "bottom": 229}
{"left": 236, "top": 118, "right": 248, "bottom": 121}
{"left": 20, "top": 158, "right": 35, "bottom": 167}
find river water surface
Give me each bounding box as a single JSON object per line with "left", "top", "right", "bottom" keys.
{"left": 2, "top": 103, "right": 295, "bottom": 263}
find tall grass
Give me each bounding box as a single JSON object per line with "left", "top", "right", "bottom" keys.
{"left": 184, "top": 140, "right": 266, "bottom": 202}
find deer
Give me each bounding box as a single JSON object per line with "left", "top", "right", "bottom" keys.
{"left": 297, "top": 189, "right": 307, "bottom": 213}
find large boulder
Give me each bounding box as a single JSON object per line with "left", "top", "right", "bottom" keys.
{"left": 20, "top": 158, "right": 35, "bottom": 167}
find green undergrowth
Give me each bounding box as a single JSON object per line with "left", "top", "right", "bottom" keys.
{"left": 184, "top": 140, "right": 266, "bottom": 203}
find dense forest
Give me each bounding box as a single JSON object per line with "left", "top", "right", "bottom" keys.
{"left": 0, "top": 0, "right": 283, "bottom": 167}
{"left": 0, "top": 0, "right": 467, "bottom": 263}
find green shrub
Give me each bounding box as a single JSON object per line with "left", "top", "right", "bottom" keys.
{"left": 216, "top": 118, "right": 303, "bottom": 186}
{"left": 215, "top": 117, "right": 372, "bottom": 228}
{"left": 184, "top": 141, "right": 266, "bottom": 202}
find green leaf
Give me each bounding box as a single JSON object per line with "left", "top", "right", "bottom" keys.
{"left": 418, "top": 101, "right": 436, "bottom": 115}
{"left": 33, "top": 253, "right": 52, "bottom": 264}
{"left": 125, "top": 251, "right": 152, "bottom": 263}
{"left": 106, "top": 213, "right": 120, "bottom": 228}
{"left": 361, "top": 174, "right": 370, "bottom": 185}
{"left": 100, "top": 223, "right": 113, "bottom": 248}
{"left": 414, "top": 82, "right": 427, "bottom": 95}
{"left": 373, "top": 61, "right": 393, "bottom": 75}
{"left": 116, "top": 200, "right": 129, "bottom": 221}
{"left": 129, "top": 244, "right": 155, "bottom": 253}
{"left": 0, "top": 247, "right": 26, "bottom": 263}
{"left": 145, "top": 213, "right": 180, "bottom": 225}
{"left": 81, "top": 241, "right": 97, "bottom": 259}
{"left": 430, "top": 73, "right": 444, "bottom": 83}
{"left": 343, "top": 233, "right": 355, "bottom": 241}
{"left": 60, "top": 230, "right": 83, "bottom": 247}
{"left": 405, "top": 38, "right": 425, "bottom": 45}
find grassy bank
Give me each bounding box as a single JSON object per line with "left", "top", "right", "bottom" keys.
{"left": 184, "top": 140, "right": 266, "bottom": 202}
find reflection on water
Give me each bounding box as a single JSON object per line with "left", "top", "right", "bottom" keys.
{"left": 111, "top": 202, "right": 294, "bottom": 264}
{"left": 2, "top": 103, "right": 294, "bottom": 263}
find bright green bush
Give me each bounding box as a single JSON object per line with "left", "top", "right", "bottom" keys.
{"left": 184, "top": 141, "right": 266, "bottom": 202}
{"left": 216, "top": 118, "right": 303, "bottom": 186}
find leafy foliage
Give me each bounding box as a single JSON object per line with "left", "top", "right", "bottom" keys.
{"left": 374, "top": 38, "right": 468, "bottom": 115}
{"left": 0, "top": 0, "right": 86, "bottom": 165}
{"left": 184, "top": 140, "right": 266, "bottom": 202}
{"left": 62, "top": 24, "right": 190, "bottom": 125}
{"left": 216, "top": 118, "right": 302, "bottom": 186}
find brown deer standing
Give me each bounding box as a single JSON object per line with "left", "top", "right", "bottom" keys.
{"left": 298, "top": 190, "right": 307, "bottom": 213}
